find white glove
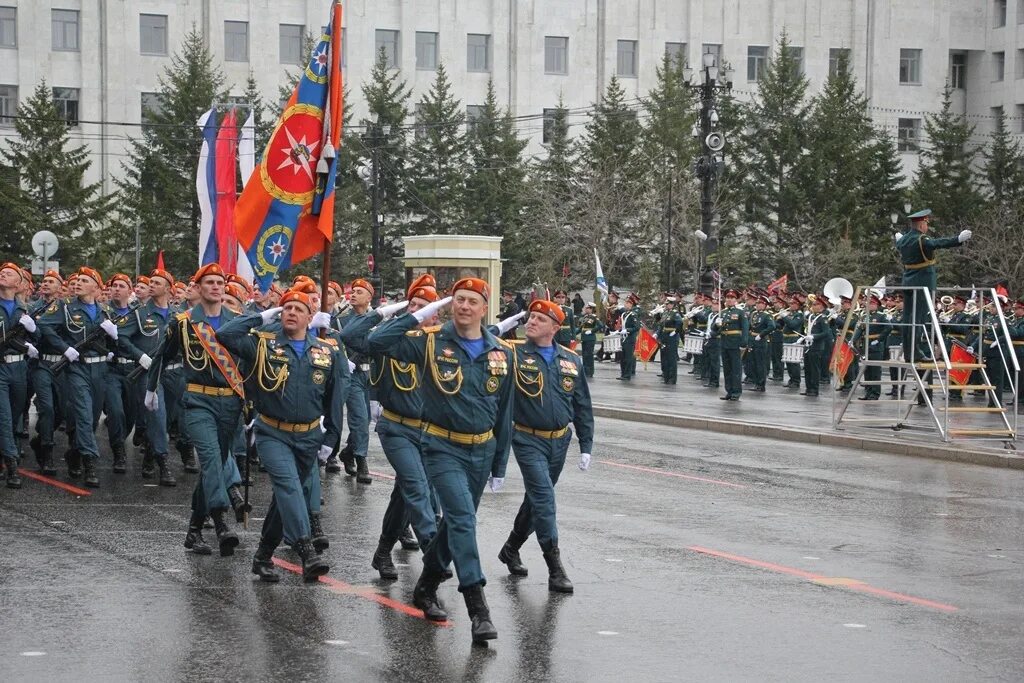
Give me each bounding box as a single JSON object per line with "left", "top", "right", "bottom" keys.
{"left": 319, "top": 416, "right": 327, "bottom": 433}
{"left": 63, "top": 347, "right": 80, "bottom": 363}
{"left": 139, "top": 353, "right": 153, "bottom": 370}
{"left": 870, "top": 340, "right": 878, "bottom": 347}
{"left": 894, "top": 231, "right": 903, "bottom": 242}
{"left": 246, "top": 419, "right": 257, "bottom": 446}
{"left": 318, "top": 444, "right": 332, "bottom": 464}
{"left": 376, "top": 300, "right": 409, "bottom": 320}
{"left": 100, "top": 319, "right": 118, "bottom": 340}
{"left": 669, "top": 331, "right": 676, "bottom": 337}
{"left": 18, "top": 314, "right": 36, "bottom": 333}
{"left": 488, "top": 476, "right": 505, "bottom": 493}
{"left": 144, "top": 390, "right": 159, "bottom": 412}
{"left": 754, "top": 335, "right": 762, "bottom": 342}
{"left": 412, "top": 296, "right": 452, "bottom": 323}
{"left": 347, "top": 359, "right": 356, "bottom": 373}
{"left": 260, "top": 306, "right": 284, "bottom": 324}
{"left": 958, "top": 229, "right": 972, "bottom": 243}
{"left": 369, "top": 400, "right": 383, "bottom": 423}
{"left": 579, "top": 453, "right": 592, "bottom": 471}
{"left": 106, "top": 352, "right": 114, "bottom": 361}
{"left": 26, "top": 343, "right": 39, "bottom": 359}
{"left": 495, "top": 310, "right": 527, "bottom": 335}
{"left": 310, "top": 311, "right": 332, "bottom": 330}
{"left": 803, "top": 336, "right": 814, "bottom": 347}
{"left": 990, "top": 340, "right": 999, "bottom": 349}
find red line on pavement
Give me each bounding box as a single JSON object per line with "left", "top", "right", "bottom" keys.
{"left": 686, "top": 545, "right": 958, "bottom": 613}
{"left": 598, "top": 460, "right": 747, "bottom": 489}
{"left": 271, "top": 557, "right": 450, "bottom": 626}
{"left": 370, "top": 470, "right": 396, "bottom": 481}
{"left": 18, "top": 469, "right": 93, "bottom": 497}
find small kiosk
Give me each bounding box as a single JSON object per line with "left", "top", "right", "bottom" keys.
{"left": 402, "top": 234, "right": 504, "bottom": 321}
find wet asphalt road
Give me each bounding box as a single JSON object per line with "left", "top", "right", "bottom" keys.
{"left": 1, "top": 416, "right": 1022, "bottom": 682}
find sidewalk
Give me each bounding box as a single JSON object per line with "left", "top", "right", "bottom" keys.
{"left": 587, "top": 355, "right": 1024, "bottom": 470}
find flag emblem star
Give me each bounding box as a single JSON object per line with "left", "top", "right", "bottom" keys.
{"left": 277, "top": 127, "right": 320, "bottom": 182}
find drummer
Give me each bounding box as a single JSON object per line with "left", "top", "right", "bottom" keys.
{"left": 853, "top": 294, "right": 891, "bottom": 401}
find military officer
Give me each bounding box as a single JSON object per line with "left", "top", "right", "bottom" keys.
{"left": 617, "top": 293, "right": 642, "bottom": 380}
{"left": 39, "top": 267, "right": 120, "bottom": 487}
{"left": 799, "top": 295, "right": 833, "bottom": 397}
{"left": 715, "top": 290, "right": 749, "bottom": 400}
{"left": 576, "top": 303, "right": 604, "bottom": 378}
{"left": 28, "top": 269, "right": 63, "bottom": 475}
{"left": 216, "top": 289, "right": 345, "bottom": 582}
{"left": 896, "top": 209, "right": 971, "bottom": 361}
{"left": 496, "top": 289, "right": 522, "bottom": 341}
{"left": 330, "top": 277, "right": 374, "bottom": 483}
{"left": 656, "top": 298, "right": 683, "bottom": 385}
{"left": 0, "top": 262, "right": 38, "bottom": 488}
{"left": 146, "top": 263, "right": 243, "bottom": 556}
{"left": 781, "top": 297, "right": 805, "bottom": 388}
{"left": 497, "top": 299, "right": 594, "bottom": 594}
{"left": 103, "top": 273, "right": 136, "bottom": 474}
{"left": 747, "top": 295, "right": 775, "bottom": 392}
{"left": 367, "top": 278, "right": 513, "bottom": 644}
{"left": 552, "top": 290, "right": 576, "bottom": 348}
{"left": 853, "top": 294, "right": 891, "bottom": 400}
{"left": 687, "top": 293, "right": 709, "bottom": 378}
{"left": 769, "top": 296, "right": 787, "bottom": 381}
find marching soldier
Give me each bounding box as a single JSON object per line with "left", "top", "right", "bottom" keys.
{"left": 146, "top": 263, "right": 243, "bottom": 556}
{"left": 853, "top": 295, "right": 891, "bottom": 400}
{"left": 367, "top": 278, "right": 513, "bottom": 644}
{"left": 781, "top": 297, "right": 805, "bottom": 388}
{"left": 799, "top": 295, "right": 833, "bottom": 397}
{"left": 552, "top": 290, "right": 576, "bottom": 348}
{"left": 39, "top": 267, "right": 121, "bottom": 487}
{"left": 747, "top": 295, "right": 775, "bottom": 392}
{"left": 330, "top": 278, "right": 374, "bottom": 483}
{"left": 656, "top": 298, "right": 683, "bottom": 385}
{"left": 216, "top": 289, "right": 345, "bottom": 582}
{"left": 134, "top": 276, "right": 151, "bottom": 305}
{"left": 104, "top": 273, "right": 136, "bottom": 474}
{"left": 717, "top": 290, "right": 749, "bottom": 400}
{"left": 617, "top": 293, "right": 642, "bottom": 381}
{"left": 0, "top": 262, "right": 38, "bottom": 488}
{"left": 577, "top": 303, "right": 604, "bottom": 378}
{"left": 28, "top": 269, "right": 62, "bottom": 475}
{"left": 497, "top": 299, "right": 594, "bottom": 594}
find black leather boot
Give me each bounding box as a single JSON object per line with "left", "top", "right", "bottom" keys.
{"left": 140, "top": 443, "right": 156, "bottom": 478}
{"left": 184, "top": 513, "right": 213, "bottom": 555}
{"left": 543, "top": 546, "right": 574, "bottom": 593}
{"left": 251, "top": 540, "right": 280, "bottom": 582}
{"left": 153, "top": 453, "right": 176, "bottom": 487}
{"left": 111, "top": 442, "right": 128, "bottom": 473}
{"left": 371, "top": 536, "right": 398, "bottom": 580}
{"left": 324, "top": 453, "right": 341, "bottom": 473}
{"left": 228, "top": 485, "right": 249, "bottom": 523}
{"left": 498, "top": 532, "right": 528, "bottom": 576}
{"left": 4, "top": 457, "right": 22, "bottom": 489}
{"left": 309, "top": 513, "right": 329, "bottom": 552}
{"left": 355, "top": 456, "right": 372, "bottom": 484}
{"left": 178, "top": 441, "right": 199, "bottom": 473}
{"left": 38, "top": 443, "right": 57, "bottom": 476}
{"left": 211, "top": 509, "right": 239, "bottom": 556}
{"left": 82, "top": 457, "right": 100, "bottom": 488}
{"left": 399, "top": 525, "right": 419, "bottom": 550}
{"left": 341, "top": 444, "right": 356, "bottom": 476}
{"left": 293, "top": 537, "right": 329, "bottom": 581}
{"left": 463, "top": 584, "right": 498, "bottom": 643}
{"left": 65, "top": 447, "right": 82, "bottom": 478}
{"left": 412, "top": 567, "right": 448, "bottom": 622}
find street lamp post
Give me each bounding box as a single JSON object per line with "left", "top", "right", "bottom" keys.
{"left": 684, "top": 51, "right": 733, "bottom": 295}
{"left": 359, "top": 119, "right": 391, "bottom": 305}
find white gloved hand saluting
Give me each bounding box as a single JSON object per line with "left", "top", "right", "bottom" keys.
{"left": 63, "top": 347, "right": 80, "bottom": 363}
{"left": 260, "top": 306, "right": 284, "bottom": 325}
{"left": 488, "top": 476, "right": 505, "bottom": 493}
{"left": 318, "top": 444, "right": 333, "bottom": 464}
{"left": 412, "top": 296, "right": 453, "bottom": 324}
{"left": 310, "top": 311, "right": 332, "bottom": 330}
{"left": 958, "top": 229, "right": 972, "bottom": 243}
{"left": 894, "top": 232, "right": 904, "bottom": 242}
{"left": 144, "top": 390, "right": 159, "bottom": 412}
{"left": 18, "top": 314, "right": 36, "bottom": 333}
{"left": 100, "top": 319, "right": 118, "bottom": 340}
{"left": 376, "top": 300, "right": 409, "bottom": 320}
{"left": 25, "top": 343, "right": 39, "bottom": 359}
{"left": 495, "top": 310, "right": 528, "bottom": 335}
{"left": 579, "top": 453, "right": 592, "bottom": 471}
{"left": 347, "top": 359, "right": 356, "bottom": 374}
{"left": 139, "top": 353, "right": 153, "bottom": 370}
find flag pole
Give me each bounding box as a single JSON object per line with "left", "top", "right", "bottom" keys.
{"left": 318, "top": 0, "right": 342, "bottom": 320}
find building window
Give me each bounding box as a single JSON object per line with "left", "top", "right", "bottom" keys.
{"left": 0, "top": 6, "right": 16, "bottom": 48}
{"left": 951, "top": 52, "right": 967, "bottom": 88}
{"left": 897, "top": 118, "right": 921, "bottom": 152}
{"left": 52, "top": 87, "right": 79, "bottom": 126}
{"left": 995, "top": 0, "right": 1008, "bottom": 27}
{"left": 466, "top": 105, "right": 485, "bottom": 133}
{"left": 414, "top": 103, "right": 427, "bottom": 140}
{"left": 376, "top": 29, "right": 400, "bottom": 68}
{"left": 140, "top": 91, "right": 162, "bottom": 131}
{"left": 545, "top": 36, "right": 568, "bottom": 75}
{"left": 788, "top": 46, "right": 805, "bottom": 75}
{"left": 829, "top": 48, "right": 851, "bottom": 77}
{"left": 1019, "top": 0, "right": 1024, "bottom": 24}
{"left": 52, "top": 9, "right": 79, "bottom": 52}
{"left": 224, "top": 21, "right": 249, "bottom": 62}
{"left": 279, "top": 24, "right": 304, "bottom": 65}
{"left": 467, "top": 33, "right": 491, "bottom": 72}
{"left": 416, "top": 31, "right": 438, "bottom": 70}
{"left": 1016, "top": 104, "right": 1024, "bottom": 133}
{"left": 1017, "top": 50, "right": 1024, "bottom": 80}
{"left": 665, "top": 42, "right": 686, "bottom": 67}
{"left": 139, "top": 14, "right": 168, "bottom": 56}
{"left": 542, "top": 108, "right": 558, "bottom": 144}
{"left": 994, "top": 51, "right": 1006, "bottom": 81}
{"left": 899, "top": 48, "right": 922, "bottom": 84}
{"left": 747, "top": 45, "right": 769, "bottom": 81}
{"left": 617, "top": 40, "right": 638, "bottom": 77}
{"left": 702, "top": 43, "right": 722, "bottom": 67}
{"left": 0, "top": 85, "right": 16, "bottom": 126}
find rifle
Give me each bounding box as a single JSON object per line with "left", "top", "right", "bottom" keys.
{"left": 0, "top": 303, "right": 46, "bottom": 354}
{"left": 50, "top": 302, "right": 142, "bottom": 375}
{"left": 241, "top": 401, "right": 257, "bottom": 529}
{"left": 127, "top": 336, "right": 168, "bottom": 382}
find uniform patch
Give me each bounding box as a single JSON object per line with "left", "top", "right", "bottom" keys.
{"left": 312, "top": 368, "right": 326, "bottom": 385}
{"left": 561, "top": 376, "right": 575, "bottom": 392}
{"left": 485, "top": 375, "right": 500, "bottom": 393}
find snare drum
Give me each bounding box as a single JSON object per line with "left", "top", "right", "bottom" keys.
{"left": 602, "top": 334, "right": 622, "bottom": 355}
{"left": 888, "top": 344, "right": 903, "bottom": 362}
{"left": 683, "top": 334, "right": 704, "bottom": 356}
{"left": 782, "top": 343, "right": 805, "bottom": 364}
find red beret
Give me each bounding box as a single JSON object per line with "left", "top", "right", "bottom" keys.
{"left": 452, "top": 277, "right": 489, "bottom": 301}
{"left": 407, "top": 273, "right": 436, "bottom": 300}
{"left": 408, "top": 285, "right": 439, "bottom": 303}
{"left": 328, "top": 281, "right": 343, "bottom": 296}
{"left": 227, "top": 273, "right": 252, "bottom": 294}
{"left": 224, "top": 283, "right": 248, "bottom": 303}
{"left": 78, "top": 266, "right": 104, "bottom": 287}
{"left": 351, "top": 278, "right": 374, "bottom": 296}
{"left": 108, "top": 273, "right": 133, "bottom": 288}
{"left": 193, "top": 263, "right": 225, "bottom": 283}
{"left": 291, "top": 279, "right": 318, "bottom": 295}
{"left": 43, "top": 269, "right": 63, "bottom": 283}
{"left": 136, "top": 275, "right": 151, "bottom": 285}
{"left": 150, "top": 269, "right": 175, "bottom": 286}
{"left": 0, "top": 262, "right": 21, "bottom": 277}
{"left": 529, "top": 299, "right": 565, "bottom": 324}
{"left": 280, "top": 288, "right": 312, "bottom": 311}
{"left": 292, "top": 275, "right": 315, "bottom": 288}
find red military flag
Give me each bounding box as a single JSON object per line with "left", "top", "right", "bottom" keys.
{"left": 767, "top": 274, "right": 788, "bottom": 294}
{"left": 636, "top": 327, "right": 660, "bottom": 363}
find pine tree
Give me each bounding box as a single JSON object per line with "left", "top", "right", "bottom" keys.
{"left": 0, "top": 81, "right": 115, "bottom": 267}
{"left": 241, "top": 72, "right": 273, "bottom": 160}
{"left": 863, "top": 127, "right": 907, "bottom": 275}
{"left": 982, "top": 107, "right": 1024, "bottom": 207}
{"left": 406, "top": 63, "right": 468, "bottom": 234}
{"left": 116, "top": 27, "right": 227, "bottom": 276}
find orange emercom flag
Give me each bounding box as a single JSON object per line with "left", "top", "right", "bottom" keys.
{"left": 636, "top": 328, "right": 659, "bottom": 362}
{"left": 235, "top": 0, "right": 343, "bottom": 291}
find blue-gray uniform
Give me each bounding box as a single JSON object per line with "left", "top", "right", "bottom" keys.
{"left": 367, "top": 316, "right": 513, "bottom": 593}
{"left": 103, "top": 301, "right": 135, "bottom": 463}
{"left": 342, "top": 310, "right": 439, "bottom": 574}
{"left": 217, "top": 313, "right": 344, "bottom": 576}
{"left": 334, "top": 308, "right": 372, "bottom": 478}
{"left": 38, "top": 296, "right": 117, "bottom": 482}
{"left": 499, "top": 339, "right": 593, "bottom": 592}
{"left": 25, "top": 297, "right": 59, "bottom": 472}
{"left": 1, "top": 296, "right": 36, "bottom": 484}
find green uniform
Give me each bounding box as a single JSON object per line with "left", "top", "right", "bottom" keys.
{"left": 781, "top": 310, "right": 805, "bottom": 386}
{"left": 703, "top": 310, "right": 721, "bottom": 388}
{"left": 801, "top": 312, "right": 833, "bottom": 396}
{"left": 747, "top": 309, "right": 775, "bottom": 390}
{"left": 618, "top": 307, "right": 642, "bottom": 380}
{"left": 896, "top": 229, "right": 962, "bottom": 360}
{"left": 717, "top": 305, "right": 749, "bottom": 399}
{"left": 852, "top": 310, "right": 891, "bottom": 399}
{"left": 555, "top": 305, "right": 576, "bottom": 348}
{"left": 656, "top": 309, "right": 684, "bottom": 384}
{"left": 577, "top": 313, "right": 604, "bottom": 377}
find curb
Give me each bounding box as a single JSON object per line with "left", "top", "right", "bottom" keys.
{"left": 592, "top": 404, "right": 1024, "bottom": 470}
